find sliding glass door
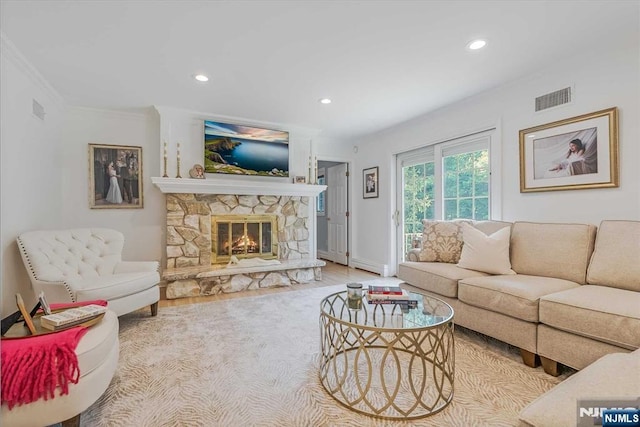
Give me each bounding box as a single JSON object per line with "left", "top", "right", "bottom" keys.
{"left": 401, "top": 160, "right": 435, "bottom": 256}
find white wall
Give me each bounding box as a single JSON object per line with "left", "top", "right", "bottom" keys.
{"left": 1, "top": 40, "right": 349, "bottom": 318}
{"left": 60, "top": 107, "right": 165, "bottom": 264}
{"left": 1, "top": 35, "right": 66, "bottom": 317}
{"left": 154, "top": 105, "right": 323, "bottom": 183}
{"left": 351, "top": 41, "right": 640, "bottom": 276}
{"left": 0, "top": 35, "right": 166, "bottom": 318}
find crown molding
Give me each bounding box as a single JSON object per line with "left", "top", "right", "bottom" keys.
{"left": 68, "top": 105, "right": 152, "bottom": 121}
{"left": 0, "top": 31, "right": 65, "bottom": 108}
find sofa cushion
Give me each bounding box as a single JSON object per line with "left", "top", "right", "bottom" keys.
{"left": 459, "top": 275, "right": 580, "bottom": 322}
{"left": 419, "top": 219, "right": 472, "bottom": 263}
{"left": 587, "top": 220, "right": 640, "bottom": 292}
{"left": 457, "top": 223, "right": 515, "bottom": 275}
{"left": 510, "top": 222, "right": 596, "bottom": 284}
{"left": 72, "top": 271, "right": 160, "bottom": 302}
{"left": 473, "top": 220, "right": 512, "bottom": 235}
{"left": 397, "top": 261, "right": 488, "bottom": 298}
{"left": 519, "top": 349, "right": 640, "bottom": 427}
{"left": 539, "top": 285, "right": 640, "bottom": 349}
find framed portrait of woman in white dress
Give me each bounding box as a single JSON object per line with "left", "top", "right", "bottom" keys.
{"left": 519, "top": 107, "right": 618, "bottom": 193}
{"left": 89, "top": 143, "right": 143, "bottom": 208}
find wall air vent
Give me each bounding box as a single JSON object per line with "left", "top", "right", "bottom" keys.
{"left": 535, "top": 87, "right": 572, "bottom": 112}
{"left": 32, "top": 99, "right": 45, "bottom": 120}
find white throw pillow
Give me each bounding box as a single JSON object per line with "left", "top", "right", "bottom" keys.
{"left": 457, "top": 223, "right": 515, "bottom": 275}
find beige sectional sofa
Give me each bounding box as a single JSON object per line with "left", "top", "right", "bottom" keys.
{"left": 398, "top": 219, "right": 640, "bottom": 375}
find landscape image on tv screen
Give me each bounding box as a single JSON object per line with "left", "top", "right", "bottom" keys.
{"left": 204, "top": 120, "right": 289, "bottom": 177}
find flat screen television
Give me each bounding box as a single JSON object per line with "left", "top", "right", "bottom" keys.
{"left": 204, "top": 120, "right": 289, "bottom": 177}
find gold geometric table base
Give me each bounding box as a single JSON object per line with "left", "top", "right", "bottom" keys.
{"left": 319, "top": 292, "right": 455, "bottom": 420}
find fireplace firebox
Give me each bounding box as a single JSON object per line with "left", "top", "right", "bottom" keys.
{"left": 211, "top": 214, "right": 278, "bottom": 264}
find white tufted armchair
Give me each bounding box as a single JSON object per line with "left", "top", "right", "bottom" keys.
{"left": 17, "top": 228, "right": 160, "bottom": 316}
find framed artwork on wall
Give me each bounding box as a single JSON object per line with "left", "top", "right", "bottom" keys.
{"left": 363, "top": 166, "right": 379, "bottom": 199}
{"left": 89, "top": 143, "right": 143, "bottom": 209}
{"left": 519, "top": 107, "right": 618, "bottom": 193}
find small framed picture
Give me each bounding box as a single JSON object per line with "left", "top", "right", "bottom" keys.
{"left": 38, "top": 291, "right": 52, "bottom": 315}
{"left": 363, "top": 166, "right": 379, "bottom": 199}
{"left": 189, "top": 164, "right": 205, "bottom": 179}
{"left": 294, "top": 176, "right": 307, "bottom": 184}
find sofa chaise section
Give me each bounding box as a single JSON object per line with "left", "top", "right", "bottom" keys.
{"left": 518, "top": 348, "right": 640, "bottom": 427}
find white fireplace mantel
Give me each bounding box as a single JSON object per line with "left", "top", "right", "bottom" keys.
{"left": 151, "top": 177, "right": 327, "bottom": 197}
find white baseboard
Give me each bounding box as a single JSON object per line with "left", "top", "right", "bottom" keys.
{"left": 350, "top": 258, "right": 389, "bottom": 276}
{"left": 317, "top": 250, "right": 331, "bottom": 261}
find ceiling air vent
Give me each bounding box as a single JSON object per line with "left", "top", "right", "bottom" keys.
{"left": 535, "top": 87, "right": 572, "bottom": 112}
{"left": 32, "top": 99, "right": 45, "bottom": 120}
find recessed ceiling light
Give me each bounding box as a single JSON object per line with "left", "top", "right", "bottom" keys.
{"left": 467, "top": 39, "right": 487, "bottom": 50}
{"left": 319, "top": 98, "right": 332, "bottom": 104}
{"left": 194, "top": 74, "right": 209, "bottom": 82}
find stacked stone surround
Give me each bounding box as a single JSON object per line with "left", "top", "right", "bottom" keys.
{"left": 164, "top": 193, "right": 324, "bottom": 299}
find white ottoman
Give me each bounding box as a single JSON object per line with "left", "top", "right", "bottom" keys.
{"left": 1, "top": 310, "right": 119, "bottom": 427}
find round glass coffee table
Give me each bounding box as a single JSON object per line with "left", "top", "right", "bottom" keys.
{"left": 319, "top": 287, "right": 454, "bottom": 420}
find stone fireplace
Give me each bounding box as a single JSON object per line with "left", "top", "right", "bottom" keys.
{"left": 166, "top": 193, "right": 312, "bottom": 268}
{"left": 153, "top": 177, "right": 327, "bottom": 300}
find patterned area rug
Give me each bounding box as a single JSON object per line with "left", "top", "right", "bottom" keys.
{"left": 82, "top": 279, "right": 570, "bottom": 426}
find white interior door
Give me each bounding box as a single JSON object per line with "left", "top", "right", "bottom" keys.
{"left": 327, "top": 163, "right": 348, "bottom": 265}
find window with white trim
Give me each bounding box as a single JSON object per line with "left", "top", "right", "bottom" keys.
{"left": 396, "top": 131, "right": 493, "bottom": 257}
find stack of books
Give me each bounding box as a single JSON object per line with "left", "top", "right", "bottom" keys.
{"left": 40, "top": 304, "right": 107, "bottom": 331}
{"left": 366, "top": 285, "right": 418, "bottom": 308}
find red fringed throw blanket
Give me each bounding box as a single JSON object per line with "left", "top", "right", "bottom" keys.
{"left": 1, "top": 300, "right": 107, "bottom": 409}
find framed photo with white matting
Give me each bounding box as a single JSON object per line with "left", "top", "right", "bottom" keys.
{"left": 363, "top": 166, "right": 379, "bottom": 199}
{"left": 519, "top": 107, "right": 618, "bottom": 193}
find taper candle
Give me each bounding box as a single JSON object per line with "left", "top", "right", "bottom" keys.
{"left": 162, "top": 140, "right": 168, "bottom": 177}
{"left": 176, "top": 142, "right": 182, "bottom": 178}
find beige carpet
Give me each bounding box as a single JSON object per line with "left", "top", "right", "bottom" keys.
{"left": 82, "top": 280, "right": 570, "bottom": 426}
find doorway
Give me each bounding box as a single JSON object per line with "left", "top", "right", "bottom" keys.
{"left": 316, "top": 161, "right": 349, "bottom": 265}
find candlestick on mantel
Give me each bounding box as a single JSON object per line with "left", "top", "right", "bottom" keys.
{"left": 313, "top": 156, "right": 318, "bottom": 184}
{"left": 162, "top": 140, "right": 168, "bottom": 177}
{"left": 176, "top": 142, "right": 182, "bottom": 178}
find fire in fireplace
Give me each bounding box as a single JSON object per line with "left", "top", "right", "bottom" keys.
{"left": 211, "top": 214, "right": 278, "bottom": 264}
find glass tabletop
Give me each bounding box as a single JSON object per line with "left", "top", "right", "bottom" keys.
{"left": 320, "top": 286, "right": 454, "bottom": 331}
